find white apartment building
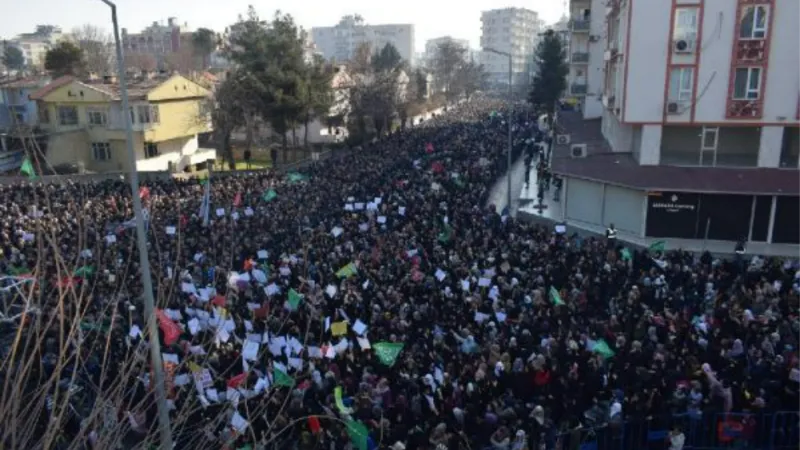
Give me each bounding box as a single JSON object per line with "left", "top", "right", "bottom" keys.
{"left": 602, "top": 0, "right": 799, "bottom": 169}
{"left": 9, "top": 26, "right": 64, "bottom": 69}
{"left": 311, "top": 16, "right": 415, "bottom": 65}
{"left": 565, "top": 0, "right": 605, "bottom": 119}
{"left": 480, "top": 8, "right": 542, "bottom": 86}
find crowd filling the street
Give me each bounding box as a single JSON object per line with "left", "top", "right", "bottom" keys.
{"left": 0, "top": 99, "right": 798, "bottom": 450}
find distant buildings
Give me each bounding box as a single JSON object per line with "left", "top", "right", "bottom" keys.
{"left": 311, "top": 15, "right": 415, "bottom": 65}
{"left": 5, "top": 25, "right": 65, "bottom": 70}
{"left": 479, "top": 8, "right": 542, "bottom": 86}
{"left": 121, "top": 17, "right": 196, "bottom": 71}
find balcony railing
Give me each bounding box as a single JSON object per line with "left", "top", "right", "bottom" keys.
{"left": 570, "top": 19, "right": 590, "bottom": 32}
{"left": 570, "top": 84, "right": 588, "bottom": 95}
{"left": 571, "top": 52, "right": 590, "bottom": 63}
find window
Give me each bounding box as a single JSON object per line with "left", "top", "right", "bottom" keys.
{"left": 673, "top": 8, "right": 699, "bottom": 50}
{"left": 668, "top": 67, "right": 694, "bottom": 102}
{"left": 86, "top": 108, "right": 107, "bottom": 126}
{"left": 740, "top": 5, "right": 768, "bottom": 39}
{"left": 92, "top": 142, "right": 111, "bottom": 161}
{"left": 38, "top": 106, "right": 49, "bottom": 124}
{"left": 144, "top": 142, "right": 159, "bottom": 159}
{"left": 733, "top": 67, "right": 762, "bottom": 100}
{"left": 58, "top": 106, "right": 79, "bottom": 126}
{"left": 137, "top": 105, "right": 151, "bottom": 124}
{"left": 135, "top": 105, "right": 159, "bottom": 124}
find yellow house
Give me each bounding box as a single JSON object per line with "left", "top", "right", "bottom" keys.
{"left": 30, "top": 73, "right": 215, "bottom": 173}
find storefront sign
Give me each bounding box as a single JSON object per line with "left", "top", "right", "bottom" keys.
{"left": 646, "top": 192, "right": 700, "bottom": 238}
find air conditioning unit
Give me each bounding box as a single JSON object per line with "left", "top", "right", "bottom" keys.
{"left": 589, "top": 35, "right": 600, "bottom": 43}
{"left": 673, "top": 39, "right": 694, "bottom": 53}
{"left": 665, "top": 102, "right": 681, "bottom": 115}
{"left": 603, "top": 95, "right": 616, "bottom": 108}
{"left": 570, "top": 144, "right": 588, "bottom": 158}
{"left": 556, "top": 134, "right": 571, "bottom": 145}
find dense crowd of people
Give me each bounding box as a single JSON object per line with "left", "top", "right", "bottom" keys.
{"left": 0, "top": 99, "right": 798, "bottom": 450}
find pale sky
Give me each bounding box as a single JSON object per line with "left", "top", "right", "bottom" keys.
{"left": 0, "top": 0, "right": 567, "bottom": 50}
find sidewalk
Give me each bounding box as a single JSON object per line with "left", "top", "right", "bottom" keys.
{"left": 485, "top": 155, "right": 528, "bottom": 216}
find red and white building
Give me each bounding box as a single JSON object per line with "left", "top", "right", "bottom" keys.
{"left": 538, "top": 0, "right": 799, "bottom": 255}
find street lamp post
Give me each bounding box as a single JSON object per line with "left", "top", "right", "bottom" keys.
{"left": 483, "top": 47, "right": 513, "bottom": 213}
{"left": 100, "top": 1, "right": 174, "bottom": 448}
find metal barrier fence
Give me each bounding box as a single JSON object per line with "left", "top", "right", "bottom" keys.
{"left": 547, "top": 411, "right": 799, "bottom": 450}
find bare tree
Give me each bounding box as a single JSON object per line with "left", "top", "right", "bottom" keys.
{"left": 123, "top": 53, "right": 157, "bottom": 72}
{"left": 71, "top": 25, "right": 113, "bottom": 75}
{"left": 163, "top": 45, "right": 196, "bottom": 74}
{"left": 429, "top": 40, "right": 467, "bottom": 101}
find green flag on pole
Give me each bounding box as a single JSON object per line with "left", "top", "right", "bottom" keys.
{"left": 591, "top": 339, "right": 616, "bottom": 359}
{"left": 336, "top": 262, "right": 358, "bottom": 279}
{"left": 20, "top": 158, "right": 35, "bottom": 179}
{"left": 648, "top": 240, "right": 666, "bottom": 253}
{"left": 287, "top": 172, "right": 308, "bottom": 183}
{"left": 549, "top": 286, "right": 565, "bottom": 306}
{"left": 621, "top": 248, "right": 632, "bottom": 261}
{"left": 273, "top": 367, "right": 295, "bottom": 387}
{"left": 263, "top": 189, "right": 277, "bottom": 202}
{"left": 345, "top": 420, "right": 369, "bottom": 450}
{"left": 73, "top": 266, "right": 95, "bottom": 277}
{"left": 287, "top": 288, "right": 303, "bottom": 310}
{"left": 373, "top": 342, "right": 404, "bottom": 367}
{"left": 437, "top": 223, "right": 453, "bottom": 243}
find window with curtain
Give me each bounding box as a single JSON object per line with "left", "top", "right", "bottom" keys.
{"left": 733, "top": 67, "right": 761, "bottom": 100}
{"left": 673, "top": 8, "right": 699, "bottom": 50}
{"left": 740, "top": 5, "right": 768, "bottom": 39}
{"left": 668, "top": 67, "right": 694, "bottom": 102}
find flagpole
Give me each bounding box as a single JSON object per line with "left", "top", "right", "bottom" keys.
{"left": 101, "top": 1, "right": 173, "bottom": 448}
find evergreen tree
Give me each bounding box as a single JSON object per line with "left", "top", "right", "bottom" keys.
{"left": 528, "top": 29, "right": 568, "bottom": 114}
{"left": 44, "top": 41, "right": 86, "bottom": 77}
{"left": 2, "top": 44, "right": 25, "bottom": 71}
{"left": 371, "top": 43, "right": 403, "bottom": 72}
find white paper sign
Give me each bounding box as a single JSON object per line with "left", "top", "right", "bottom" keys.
{"left": 435, "top": 269, "right": 446, "bottom": 282}
{"left": 105, "top": 234, "right": 117, "bottom": 244}
{"left": 166, "top": 226, "right": 176, "bottom": 235}
{"left": 352, "top": 319, "right": 368, "bottom": 336}
{"left": 257, "top": 250, "right": 269, "bottom": 259}
{"left": 244, "top": 207, "right": 254, "bottom": 216}
{"left": 215, "top": 208, "right": 225, "bottom": 217}
{"left": 377, "top": 216, "right": 387, "bottom": 224}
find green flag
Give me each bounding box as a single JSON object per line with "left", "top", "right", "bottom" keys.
{"left": 621, "top": 248, "right": 632, "bottom": 261}
{"left": 549, "top": 286, "right": 565, "bottom": 306}
{"left": 80, "top": 321, "right": 109, "bottom": 332}
{"left": 74, "top": 266, "right": 95, "bottom": 277}
{"left": 273, "top": 367, "right": 295, "bottom": 387}
{"left": 287, "top": 288, "right": 303, "bottom": 310}
{"left": 437, "top": 223, "right": 453, "bottom": 243}
{"left": 648, "top": 240, "right": 666, "bottom": 253}
{"left": 7, "top": 266, "right": 31, "bottom": 276}
{"left": 336, "top": 262, "right": 358, "bottom": 279}
{"left": 287, "top": 172, "right": 308, "bottom": 183}
{"left": 373, "top": 342, "right": 404, "bottom": 367}
{"left": 263, "top": 189, "right": 277, "bottom": 202}
{"left": 335, "top": 386, "right": 354, "bottom": 414}
{"left": 345, "top": 420, "right": 369, "bottom": 450}
{"left": 592, "top": 339, "right": 616, "bottom": 359}
{"left": 20, "top": 158, "right": 35, "bottom": 179}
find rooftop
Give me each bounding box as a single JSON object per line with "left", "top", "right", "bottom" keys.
{"left": 0, "top": 76, "right": 51, "bottom": 90}
{"left": 551, "top": 111, "right": 800, "bottom": 196}
{"left": 29, "top": 73, "right": 207, "bottom": 101}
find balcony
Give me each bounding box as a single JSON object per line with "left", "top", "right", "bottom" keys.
{"left": 570, "top": 84, "right": 588, "bottom": 95}
{"left": 571, "top": 52, "right": 590, "bottom": 64}
{"left": 570, "top": 19, "right": 590, "bottom": 32}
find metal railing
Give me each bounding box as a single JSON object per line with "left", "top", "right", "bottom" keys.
{"left": 571, "top": 52, "right": 590, "bottom": 63}
{"left": 571, "top": 19, "right": 591, "bottom": 32}
{"left": 547, "top": 411, "right": 799, "bottom": 450}
{"left": 570, "top": 84, "right": 588, "bottom": 95}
